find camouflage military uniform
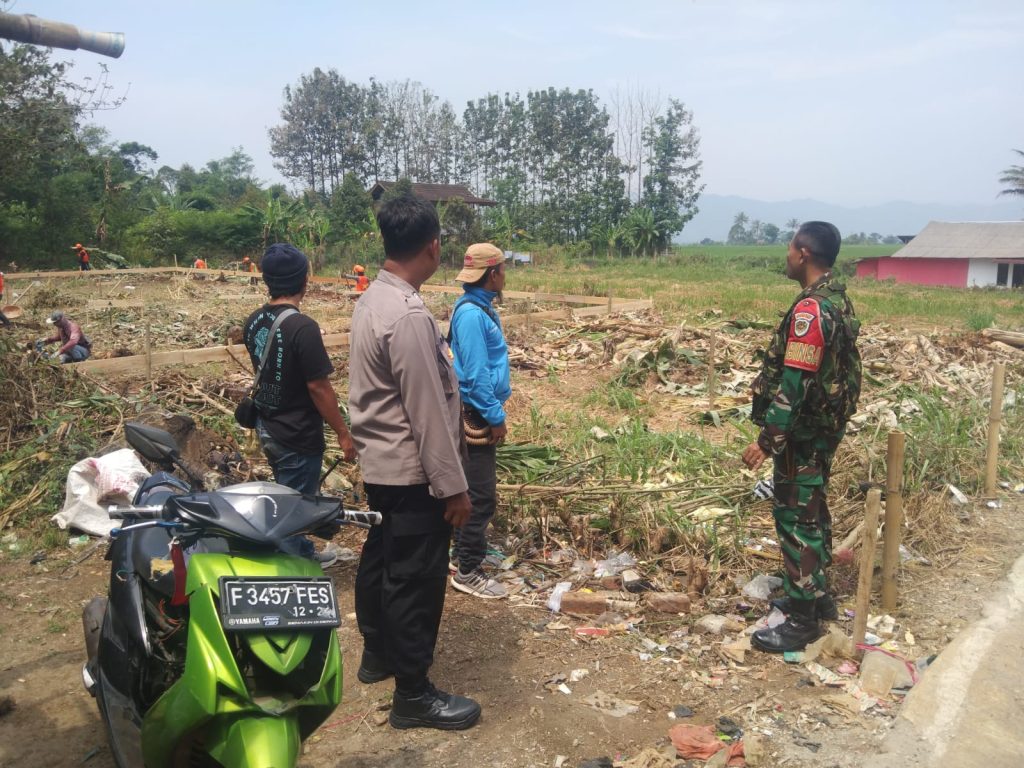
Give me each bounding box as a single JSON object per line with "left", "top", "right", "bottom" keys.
{"left": 751, "top": 274, "right": 861, "bottom": 603}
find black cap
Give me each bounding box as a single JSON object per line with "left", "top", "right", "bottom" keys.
{"left": 261, "top": 243, "right": 309, "bottom": 295}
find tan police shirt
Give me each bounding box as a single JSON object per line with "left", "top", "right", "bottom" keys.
{"left": 348, "top": 269, "right": 467, "bottom": 498}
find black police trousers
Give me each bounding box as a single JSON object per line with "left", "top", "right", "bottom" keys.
{"left": 355, "top": 483, "right": 452, "bottom": 694}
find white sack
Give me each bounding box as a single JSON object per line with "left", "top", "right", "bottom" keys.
{"left": 52, "top": 449, "right": 150, "bottom": 536}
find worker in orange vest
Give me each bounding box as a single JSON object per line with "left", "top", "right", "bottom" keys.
{"left": 72, "top": 243, "right": 91, "bottom": 271}
{"left": 354, "top": 264, "right": 370, "bottom": 292}
{"left": 242, "top": 255, "right": 258, "bottom": 285}
{"left": 194, "top": 257, "right": 207, "bottom": 269}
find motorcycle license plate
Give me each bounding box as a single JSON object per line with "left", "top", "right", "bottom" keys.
{"left": 218, "top": 577, "right": 340, "bottom": 631}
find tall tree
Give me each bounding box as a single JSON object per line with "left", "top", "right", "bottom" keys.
{"left": 638, "top": 99, "right": 703, "bottom": 249}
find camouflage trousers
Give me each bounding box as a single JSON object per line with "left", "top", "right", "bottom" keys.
{"left": 772, "top": 439, "right": 837, "bottom": 602}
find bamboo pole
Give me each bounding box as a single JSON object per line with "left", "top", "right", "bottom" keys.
{"left": 852, "top": 489, "right": 882, "bottom": 654}
{"left": 706, "top": 331, "right": 717, "bottom": 413}
{"left": 985, "top": 362, "right": 1006, "bottom": 496}
{"left": 881, "top": 430, "right": 905, "bottom": 612}
{"left": 145, "top": 314, "right": 153, "bottom": 386}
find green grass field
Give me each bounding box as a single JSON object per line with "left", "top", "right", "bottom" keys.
{"left": 497, "top": 244, "right": 1024, "bottom": 330}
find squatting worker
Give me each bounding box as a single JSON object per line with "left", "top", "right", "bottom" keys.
{"left": 743, "top": 221, "right": 862, "bottom": 654}
{"left": 43, "top": 311, "right": 91, "bottom": 362}
{"left": 348, "top": 193, "right": 480, "bottom": 731}
{"left": 242, "top": 243, "right": 357, "bottom": 565}
{"left": 448, "top": 243, "right": 512, "bottom": 600}
{"left": 354, "top": 264, "right": 370, "bottom": 292}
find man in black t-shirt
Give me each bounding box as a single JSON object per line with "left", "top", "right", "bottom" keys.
{"left": 243, "top": 243, "right": 356, "bottom": 562}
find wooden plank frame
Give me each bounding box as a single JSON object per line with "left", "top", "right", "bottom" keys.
{"left": 54, "top": 267, "right": 651, "bottom": 375}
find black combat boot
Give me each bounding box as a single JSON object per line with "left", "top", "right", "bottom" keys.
{"left": 390, "top": 680, "right": 482, "bottom": 731}
{"left": 752, "top": 598, "right": 822, "bottom": 653}
{"left": 770, "top": 593, "right": 839, "bottom": 621}
{"left": 356, "top": 648, "right": 393, "bottom": 684}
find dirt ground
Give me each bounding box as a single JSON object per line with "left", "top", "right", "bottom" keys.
{"left": 2, "top": 271, "right": 1022, "bottom": 767}
{"left": 1, "top": 495, "right": 1020, "bottom": 768}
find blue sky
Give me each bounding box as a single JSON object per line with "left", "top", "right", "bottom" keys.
{"left": 18, "top": 0, "right": 1024, "bottom": 206}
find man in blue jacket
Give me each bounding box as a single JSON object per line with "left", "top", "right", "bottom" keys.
{"left": 448, "top": 243, "right": 512, "bottom": 599}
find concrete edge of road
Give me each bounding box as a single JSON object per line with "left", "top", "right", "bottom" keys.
{"left": 863, "top": 549, "right": 1024, "bottom": 767}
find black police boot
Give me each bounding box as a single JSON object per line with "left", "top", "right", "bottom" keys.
{"left": 356, "top": 649, "right": 393, "bottom": 684}
{"left": 752, "top": 599, "right": 822, "bottom": 653}
{"left": 390, "top": 681, "right": 482, "bottom": 731}
{"left": 769, "top": 593, "right": 839, "bottom": 621}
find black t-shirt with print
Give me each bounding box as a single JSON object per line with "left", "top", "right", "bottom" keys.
{"left": 243, "top": 303, "right": 333, "bottom": 454}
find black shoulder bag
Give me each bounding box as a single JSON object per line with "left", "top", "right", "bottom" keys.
{"left": 234, "top": 308, "right": 297, "bottom": 429}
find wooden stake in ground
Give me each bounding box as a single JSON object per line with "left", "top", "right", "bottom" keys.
{"left": 706, "top": 331, "right": 717, "bottom": 413}
{"left": 985, "top": 361, "right": 1006, "bottom": 497}
{"left": 852, "top": 488, "right": 882, "bottom": 654}
{"left": 145, "top": 314, "right": 153, "bottom": 387}
{"left": 881, "top": 430, "right": 905, "bottom": 613}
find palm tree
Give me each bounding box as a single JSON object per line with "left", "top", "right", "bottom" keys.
{"left": 999, "top": 149, "right": 1024, "bottom": 198}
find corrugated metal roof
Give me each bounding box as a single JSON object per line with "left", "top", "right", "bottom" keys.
{"left": 892, "top": 221, "right": 1024, "bottom": 259}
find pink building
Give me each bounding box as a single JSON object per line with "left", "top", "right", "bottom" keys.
{"left": 856, "top": 221, "right": 1024, "bottom": 288}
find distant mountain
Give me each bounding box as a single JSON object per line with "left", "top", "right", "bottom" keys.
{"left": 678, "top": 194, "right": 1023, "bottom": 244}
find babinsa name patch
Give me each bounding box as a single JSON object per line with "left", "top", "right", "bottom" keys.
{"left": 784, "top": 298, "right": 824, "bottom": 372}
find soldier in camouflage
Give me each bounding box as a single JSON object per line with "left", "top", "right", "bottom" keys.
{"left": 743, "top": 221, "right": 862, "bottom": 653}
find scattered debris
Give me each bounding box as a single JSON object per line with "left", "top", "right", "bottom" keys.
{"left": 581, "top": 691, "right": 640, "bottom": 718}
{"left": 741, "top": 574, "right": 783, "bottom": 601}
{"left": 668, "top": 723, "right": 745, "bottom": 766}
{"left": 695, "top": 614, "right": 745, "bottom": 635}
{"left": 859, "top": 648, "right": 917, "bottom": 697}
{"left": 947, "top": 484, "right": 970, "bottom": 505}
{"left": 645, "top": 592, "right": 691, "bottom": 614}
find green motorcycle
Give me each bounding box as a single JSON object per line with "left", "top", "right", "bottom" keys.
{"left": 81, "top": 422, "right": 377, "bottom": 767}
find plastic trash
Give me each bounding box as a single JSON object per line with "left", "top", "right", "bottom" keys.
{"left": 68, "top": 534, "right": 90, "bottom": 548}
{"left": 668, "top": 724, "right": 745, "bottom": 765}
{"left": 947, "top": 484, "right": 969, "bottom": 505}
{"left": 547, "top": 581, "right": 572, "bottom": 612}
{"left": 752, "top": 478, "right": 774, "bottom": 500}
{"left": 741, "top": 574, "right": 783, "bottom": 601}
{"left": 593, "top": 551, "right": 636, "bottom": 578}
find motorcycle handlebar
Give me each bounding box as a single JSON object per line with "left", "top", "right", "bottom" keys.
{"left": 107, "top": 504, "right": 164, "bottom": 520}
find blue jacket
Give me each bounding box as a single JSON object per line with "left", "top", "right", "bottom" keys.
{"left": 449, "top": 286, "right": 511, "bottom": 426}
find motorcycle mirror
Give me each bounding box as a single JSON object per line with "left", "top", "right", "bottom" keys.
{"left": 125, "top": 422, "right": 181, "bottom": 464}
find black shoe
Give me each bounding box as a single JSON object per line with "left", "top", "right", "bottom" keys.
{"left": 356, "top": 649, "right": 393, "bottom": 684}
{"left": 752, "top": 611, "right": 822, "bottom": 653}
{"left": 390, "top": 682, "right": 481, "bottom": 731}
{"left": 770, "top": 593, "right": 839, "bottom": 621}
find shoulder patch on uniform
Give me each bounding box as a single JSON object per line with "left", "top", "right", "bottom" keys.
{"left": 784, "top": 298, "right": 824, "bottom": 372}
